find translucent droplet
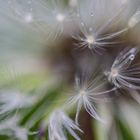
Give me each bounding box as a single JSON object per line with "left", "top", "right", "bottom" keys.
{"left": 129, "top": 54, "right": 135, "bottom": 60}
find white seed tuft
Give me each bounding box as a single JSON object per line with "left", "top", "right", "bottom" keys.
{"left": 66, "top": 73, "right": 116, "bottom": 124}
{"left": 0, "top": 117, "right": 28, "bottom": 140}
{"left": 48, "top": 109, "right": 82, "bottom": 140}
{"left": 106, "top": 47, "right": 140, "bottom": 89}
{"left": 0, "top": 90, "right": 36, "bottom": 116}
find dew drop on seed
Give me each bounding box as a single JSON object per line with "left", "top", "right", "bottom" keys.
{"left": 129, "top": 54, "right": 135, "bottom": 60}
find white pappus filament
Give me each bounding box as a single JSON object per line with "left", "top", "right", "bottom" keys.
{"left": 7, "top": 0, "right": 34, "bottom": 24}
{"left": 34, "top": 0, "right": 74, "bottom": 39}
{"left": 0, "top": 117, "right": 28, "bottom": 140}
{"left": 48, "top": 109, "right": 82, "bottom": 140}
{"left": 0, "top": 90, "right": 36, "bottom": 115}
{"left": 73, "top": 22, "right": 128, "bottom": 54}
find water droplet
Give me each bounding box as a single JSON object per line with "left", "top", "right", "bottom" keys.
{"left": 129, "top": 54, "right": 135, "bottom": 60}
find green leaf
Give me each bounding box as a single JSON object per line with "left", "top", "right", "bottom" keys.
{"left": 20, "top": 85, "right": 66, "bottom": 129}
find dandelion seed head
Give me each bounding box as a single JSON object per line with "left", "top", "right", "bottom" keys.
{"left": 0, "top": 0, "right": 140, "bottom": 139}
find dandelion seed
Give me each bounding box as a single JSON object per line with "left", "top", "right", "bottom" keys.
{"left": 0, "top": 117, "right": 28, "bottom": 140}
{"left": 0, "top": 90, "right": 36, "bottom": 116}
{"left": 67, "top": 73, "right": 116, "bottom": 124}
{"left": 73, "top": 0, "right": 129, "bottom": 54}
{"left": 48, "top": 109, "right": 82, "bottom": 140}
{"left": 7, "top": 0, "right": 34, "bottom": 24}
{"left": 31, "top": 0, "right": 74, "bottom": 39}
{"left": 105, "top": 47, "right": 140, "bottom": 89}
{"left": 6, "top": 0, "right": 74, "bottom": 39}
